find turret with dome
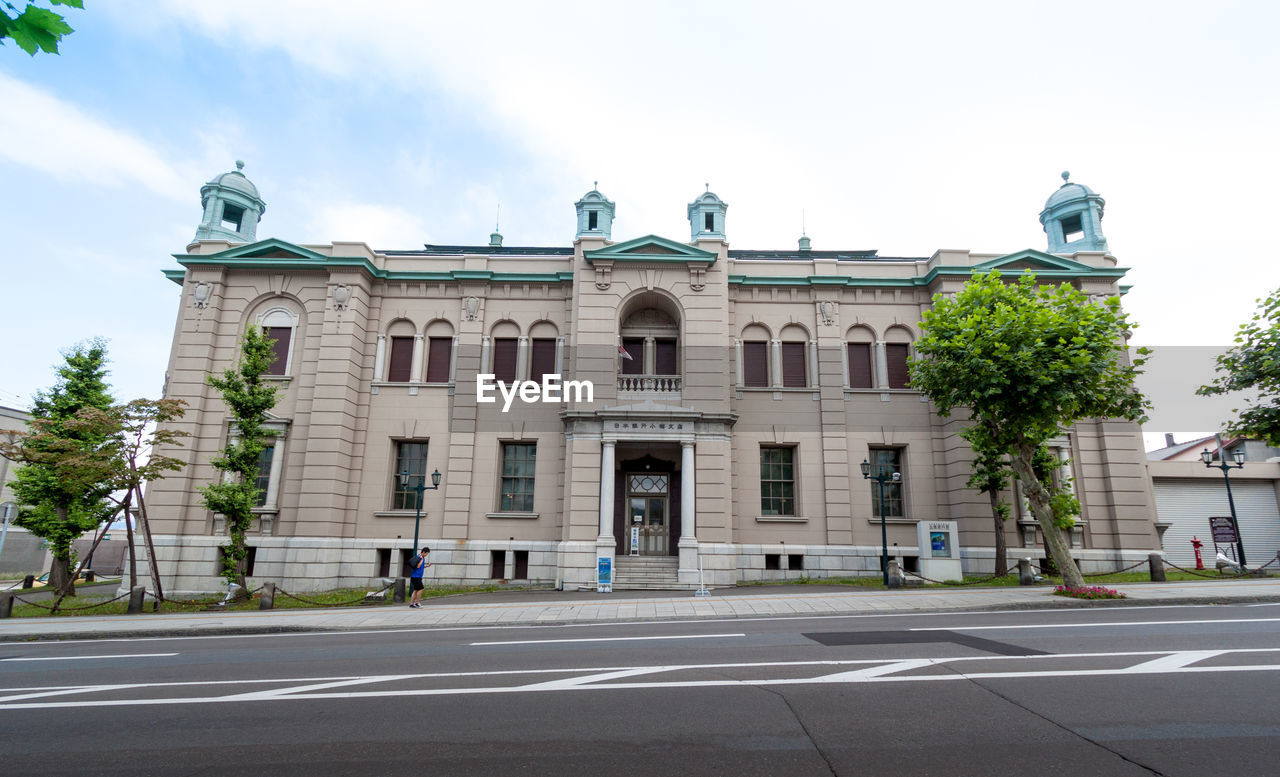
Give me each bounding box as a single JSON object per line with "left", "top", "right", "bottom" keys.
{"left": 1039, "top": 171, "right": 1107, "bottom": 254}
{"left": 193, "top": 160, "right": 267, "bottom": 243}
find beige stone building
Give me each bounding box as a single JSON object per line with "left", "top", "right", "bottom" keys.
{"left": 146, "top": 167, "right": 1160, "bottom": 592}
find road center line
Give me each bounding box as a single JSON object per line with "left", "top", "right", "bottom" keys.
{"left": 912, "top": 618, "right": 1280, "bottom": 632}
{"left": 471, "top": 633, "right": 746, "bottom": 646}
{"left": 0, "top": 653, "right": 178, "bottom": 662}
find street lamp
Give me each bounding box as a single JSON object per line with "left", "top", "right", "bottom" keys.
{"left": 861, "top": 459, "right": 901, "bottom": 586}
{"left": 399, "top": 468, "right": 442, "bottom": 554}
{"left": 1200, "top": 446, "right": 1247, "bottom": 565}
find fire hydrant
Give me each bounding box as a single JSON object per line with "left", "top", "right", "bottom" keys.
{"left": 1191, "top": 536, "right": 1204, "bottom": 570}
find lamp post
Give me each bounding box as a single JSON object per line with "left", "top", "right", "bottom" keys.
{"left": 1201, "top": 446, "right": 1247, "bottom": 565}
{"left": 399, "top": 468, "right": 442, "bottom": 554}
{"left": 861, "top": 459, "right": 901, "bottom": 586}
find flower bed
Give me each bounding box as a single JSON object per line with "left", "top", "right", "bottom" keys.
{"left": 1053, "top": 585, "right": 1126, "bottom": 600}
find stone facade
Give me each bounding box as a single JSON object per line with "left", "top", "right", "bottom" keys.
{"left": 144, "top": 171, "right": 1161, "bottom": 592}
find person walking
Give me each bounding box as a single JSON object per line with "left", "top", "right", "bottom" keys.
{"left": 408, "top": 546, "right": 431, "bottom": 608}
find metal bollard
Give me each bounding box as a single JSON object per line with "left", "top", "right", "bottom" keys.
{"left": 393, "top": 578, "right": 406, "bottom": 603}
{"left": 259, "top": 582, "right": 276, "bottom": 610}
{"left": 0, "top": 593, "right": 12, "bottom": 618}
{"left": 886, "top": 559, "right": 903, "bottom": 589}
{"left": 1148, "top": 553, "right": 1166, "bottom": 583}
{"left": 22, "top": 574, "right": 34, "bottom": 589}
{"left": 1018, "top": 558, "right": 1034, "bottom": 586}
{"left": 127, "top": 585, "right": 146, "bottom": 614}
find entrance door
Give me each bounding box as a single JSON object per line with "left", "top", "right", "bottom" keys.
{"left": 626, "top": 472, "right": 669, "bottom": 555}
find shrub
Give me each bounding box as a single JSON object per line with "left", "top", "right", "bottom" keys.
{"left": 1054, "top": 584, "right": 1125, "bottom": 600}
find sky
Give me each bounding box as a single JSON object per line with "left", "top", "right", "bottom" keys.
{"left": 1, "top": 1, "right": 1277, "bottom": 450}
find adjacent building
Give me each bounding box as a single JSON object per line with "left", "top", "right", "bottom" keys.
{"left": 145, "top": 166, "right": 1161, "bottom": 592}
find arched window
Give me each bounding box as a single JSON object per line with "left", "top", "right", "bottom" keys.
{"left": 779, "top": 324, "right": 810, "bottom": 388}
{"left": 741, "top": 324, "right": 771, "bottom": 388}
{"left": 424, "top": 320, "right": 455, "bottom": 383}
{"left": 258, "top": 307, "right": 298, "bottom": 377}
{"left": 845, "top": 325, "right": 876, "bottom": 389}
{"left": 385, "top": 319, "right": 416, "bottom": 382}
{"left": 885, "top": 326, "right": 914, "bottom": 389}
{"left": 529, "top": 322, "right": 559, "bottom": 384}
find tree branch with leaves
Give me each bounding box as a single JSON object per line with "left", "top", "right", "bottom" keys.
{"left": 1, "top": 0, "right": 82, "bottom": 56}
{"left": 1198, "top": 286, "right": 1280, "bottom": 446}
{"left": 199, "top": 326, "right": 279, "bottom": 596}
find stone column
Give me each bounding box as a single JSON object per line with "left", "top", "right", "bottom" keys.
{"left": 516, "top": 336, "right": 530, "bottom": 381}
{"left": 480, "top": 336, "right": 491, "bottom": 376}
{"left": 808, "top": 341, "right": 819, "bottom": 388}
{"left": 678, "top": 440, "right": 700, "bottom": 584}
{"left": 554, "top": 336, "right": 565, "bottom": 376}
{"left": 875, "top": 340, "right": 889, "bottom": 389}
{"left": 374, "top": 334, "right": 387, "bottom": 381}
{"left": 596, "top": 439, "right": 617, "bottom": 587}
{"left": 770, "top": 339, "right": 783, "bottom": 388}
{"left": 410, "top": 333, "right": 425, "bottom": 382}
{"left": 449, "top": 335, "right": 459, "bottom": 382}
{"left": 644, "top": 336, "right": 655, "bottom": 375}
{"left": 599, "top": 440, "right": 616, "bottom": 538}
{"left": 264, "top": 439, "right": 286, "bottom": 509}
{"left": 734, "top": 339, "right": 744, "bottom": 387}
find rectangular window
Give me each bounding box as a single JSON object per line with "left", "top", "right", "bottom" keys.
{"left": 387, "top": 336, "right": 414, "bottom": 382}
{"left": 743, "top": 341, "right": 769, "bottom": 387}
{"left": 588, "top": 210, "right": 598, "bottom": 230}
{"left": 760, "top": 446, "right": 796, "bottom": 516}
{"left": 869, "top": 448, "right": 904, "bottom": 518}
{"left": 704, "top": 212, "right": 714, "bottom": 232}
{"left": 513, "top": 549, "right": 529, "bottom": 579}
{"left": 530, "top": 338, "right": 556, "bottom": 383}
{"left": 392, "top": 441, "right": 429, "bottom": 510}
{"left": 847, "top": 343, "right": 873, "bottom": 388}
{"left": 490, "top": 550, "right": 506, "bottom": 580}
{"left": 264, "top": 327, "right": 291, "bottom": 376}
{"left": 621, "top": 337, "right": 644, "bottom": 375}
{"left": 253, "top": 446, "right": 274, "bottom": 508}
{"left": 499, "top": 443, "right": 536, "bottom": 512}
{"left": 425, "top": 336, "right": 452, "bottom": 383}
{"left": 886, "top": 344, "right": 911, "bottom": 389}
{"left": 1061, "top": 213, "right": 1084, "bottom": 241}
{"left": 781, "top": 342, "right": 807, "bottom": 387}
{"left": 492, "top": 338, "right": 518, "bottom": 384}
{"left": 655, "top": 339, "right": 678, "bottom": 375}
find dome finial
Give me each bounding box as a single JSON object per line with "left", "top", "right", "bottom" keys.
{"left": 1061, "top": 170, "right": 1070, "bottom": 183}
{"left": 236, "top": 160, "right": 245, "bottom": 171}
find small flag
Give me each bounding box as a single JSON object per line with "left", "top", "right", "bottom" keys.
{"left": 618, "top": 344, "right": 634, "bottom": 361}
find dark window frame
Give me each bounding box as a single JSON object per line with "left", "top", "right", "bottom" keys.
{"left": 743, "top": 341, "right": 769, "bottom": 387}
{"left": 868, "top": 447, "right": 905, "bottom": 518}
{"left": 391, "top": 440, "right": 430, "bottom": 510}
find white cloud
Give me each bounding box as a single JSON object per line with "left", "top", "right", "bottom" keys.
{"left": 0, "top": 71, "right": 190, "bottom": 202}
{"left": 307, "top": 200, "right": 429, "bottom": 248}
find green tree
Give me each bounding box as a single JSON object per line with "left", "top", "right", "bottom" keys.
{"left": 0, "top": 340, "right": 116, "bottom": 596}
{"left": 1, "top": 0, "right": 82, "bottom": 56}
{"left": 1198, "top": 287, "right": 1280, "bottom": 446}
{"left": 199, "top": 326, "right": 279, "bottom": 595}
{"left": 910, "top": 271, "right": 1147, "bottom": 589}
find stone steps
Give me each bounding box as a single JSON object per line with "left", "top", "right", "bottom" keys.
{"left": 613, "top": 557, "right": 686, "bottom": 590}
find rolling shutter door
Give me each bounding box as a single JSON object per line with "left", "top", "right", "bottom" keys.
{"left": 1153, "top": 479, "right": 1280, "bottom": 567}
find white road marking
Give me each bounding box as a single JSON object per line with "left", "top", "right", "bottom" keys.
{"left": 912, "top": 617, "right": 1280, "bottom": 631}
{"left": 0, "top": 653, "right": 177, "bottom": 662}
{"left": 471, "top": 633, "right": 745, "bottom": 646}
{"left": 3, "top": 648, "right": 1279, "bottom": 710}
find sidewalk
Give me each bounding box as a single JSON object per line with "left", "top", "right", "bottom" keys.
{"left": 4, "top": 578, "right": 1280, "bottom": 642}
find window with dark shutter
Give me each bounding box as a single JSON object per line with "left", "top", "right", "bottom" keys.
{"left": 886, "top": 344, "right": 911, "bottom": 389}
{"left": 530, "top": 338, "right": 556, "bottom": 383}
{"left": 622, "top": 338, "right": 644, "bottom": 375}
{"left": 264, "top": 327, "right": 291, "bottom": 376}
{"left": 848, "top": 343, "right": 873, "bottom": 388}
{"left": 781, "top": 342, "right": 807, "bottom": 387}
{"left": 743, "top": 341, "right": 769, "bottom": 387}
{"left": 425, "top": 337, "right": 452, "bottom": 383}
{"left": 655, "top": 339, "right": 678, "bottom": 375}
{"left": 492, "top": 338, "right": 518, "bottom": 384}
{"left": 387, "top": 336, "right": 414, "bottom": 382}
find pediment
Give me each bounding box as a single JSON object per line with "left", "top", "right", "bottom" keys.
{"left": 212, "top": 238, "right": 329, "bottom": 262}
{"left": 974, "top": 249, "right": 1093, "bottom": 273}
{"left": 585, "top": 234, "right": 717, "bottom": 265}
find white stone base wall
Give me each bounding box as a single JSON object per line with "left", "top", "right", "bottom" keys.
{"left": 144, "top": 535, "right": 1164, "bottom": 594}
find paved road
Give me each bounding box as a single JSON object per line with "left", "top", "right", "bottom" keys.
{"left": 3, "top": 602, "right": 1279, "bottom": 776}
